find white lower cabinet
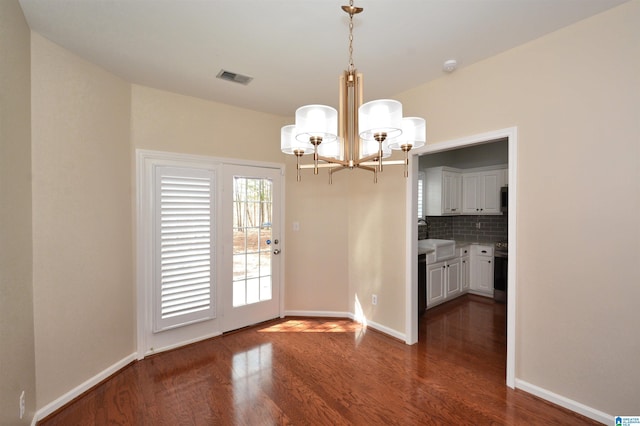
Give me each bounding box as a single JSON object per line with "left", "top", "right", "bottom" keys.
{"left": 470, "top": 245, "right": 494, "bottom": 297}
{"left": 425, "top": 244, "right": 495, "bottom": 309}
{"left": 426, "top": 262, "right": 446, "bottom": 307}
{"left": 426, "top": 257, "right": 461, "bottom": 308}
{"left": 460, "top": 254, "right": 470, "bottom": 291}
{"left": 446, "top": 257, "right": 461, "bottom": 298}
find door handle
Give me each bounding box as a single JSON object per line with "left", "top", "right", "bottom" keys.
{"left": 273, "top": 249, "right": 281, "bottom": 255}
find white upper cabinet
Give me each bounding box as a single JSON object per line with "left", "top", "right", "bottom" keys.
{"left": 442, "top": 171, "right": 462, "bottom": 214}
{"left": 423, "top": 165, "right": 507, "bottom": 216}
{"left": 424, "top": 167, "right": 462, "bottom": 216}
{"left": 462, "top": 169, "right": 502, "bottom": 215}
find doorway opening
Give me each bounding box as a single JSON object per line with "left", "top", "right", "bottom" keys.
{"left": 404, "top": 127, "right": 517, "bottom": 388}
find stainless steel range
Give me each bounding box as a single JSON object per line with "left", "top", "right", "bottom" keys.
{"left": 494, "top": 241, "right": 508, "bottom": 303}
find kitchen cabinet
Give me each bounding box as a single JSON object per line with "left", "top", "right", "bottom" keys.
{"left": 426, "top": 258, "right": 461, "bottom": 307}
{"left": 424, "top": 167, "right": 462, "bottom": 216}
{"left": 446, "top": 257, "right": 461, "bottom": 298}
{"left": 460, "top": 248, "right": 470, "bottom": 291}
{"left": 426, "top": 262, "right": 446, "bottom": 307}
{"left": 462, "top": 170, "right": 502, "bottom": 214}
{"left": 470, "top": 245, "right": 494, "bottom": 296}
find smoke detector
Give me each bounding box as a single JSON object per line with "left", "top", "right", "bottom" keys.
{"left": 216, "top": 69, "right": 253, "bottom": 85}
{"left": 443, "top": 59, "right": 458, "bottom": 73}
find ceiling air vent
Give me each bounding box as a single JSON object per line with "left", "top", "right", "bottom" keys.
{"left": 216, "top": 69, "right": 253, "bottom": 85}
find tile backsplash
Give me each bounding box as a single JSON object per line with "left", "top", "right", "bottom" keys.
{"left": 421, "top": 215, "right": 507, "bottom": 242}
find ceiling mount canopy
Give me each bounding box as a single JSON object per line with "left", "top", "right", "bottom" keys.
{"left": 280, "top": 0, "right": 426, "bottom": 183}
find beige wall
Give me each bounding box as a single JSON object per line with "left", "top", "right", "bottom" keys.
{"left": 132, "top": 84, "right": 284, "bottom": 161}
{"left": 348, "top": 167, "right": 407, "bottom": 331}
{"left": 393, "top": 1, "right": 640, "bottom": 414}
{"left": 31, "top": 34, "right": 134, "bottom": 408}
{"left": 283, "top": 163, "right": 350, "bottom": 314}
{"left": 131, "top": 85, "right": 351, "bottom": 315}
{"left": 0, "top": 1, "right": 36, "bottom": 424}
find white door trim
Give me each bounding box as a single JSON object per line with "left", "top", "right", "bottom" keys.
{"left": 135, "top": 149, "right": 285, "bottom": 358}
{"left": 404, "top": 127, "right": 517, "bottom": 389}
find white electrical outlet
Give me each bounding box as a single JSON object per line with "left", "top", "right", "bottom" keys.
{"left": 372, "top": 294, "right": 378, "bottom": 305}
{"left": 19, "top": 391, "right": 25, "bottom": 419}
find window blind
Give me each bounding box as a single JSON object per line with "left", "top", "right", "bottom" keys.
{"left": 418, "top": 171, "right": 425, "bottom": 219}
{"left": 154, "top": 167, "right": 216, "bottom": 332}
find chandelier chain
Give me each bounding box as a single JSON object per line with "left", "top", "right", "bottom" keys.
{"left": 348, "top": 0, "right": 355, "bottom": 72}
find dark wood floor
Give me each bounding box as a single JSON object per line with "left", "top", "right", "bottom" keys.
{"left": 39, "top": 295, "right": 600, "bottom": 425}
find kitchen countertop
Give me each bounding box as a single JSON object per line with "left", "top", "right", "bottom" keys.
{"left": 418, "top": 247, "right": 434, "bottom": 255}
{"left": 418, "top": 240, "right": 495, "bottom": 255}
{"left": 455, "top": 240, "right": 496, "bottom": 248}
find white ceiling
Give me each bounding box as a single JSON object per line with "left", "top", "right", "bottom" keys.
{"left": 19, "top": 0, "right": 628, "bottom": 118}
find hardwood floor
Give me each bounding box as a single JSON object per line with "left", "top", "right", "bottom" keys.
{"left": 39, "top": 295, "right": 600, "bottom": 425}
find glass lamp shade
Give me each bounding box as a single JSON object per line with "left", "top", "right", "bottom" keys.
{"left": 361, "top": 139, "right": 391, "bottom": 159}
{"left": 295, "top": 105, "right": 338, "bottom": 144}
{"left": 281, "top": 125, "right": 313, "bottom": 155}
{"left": 358, "top": 99, "right": 403, "bottom": 141}
{"left": 387, "top": 117, "right": 426, "bottom": 150}
{"left": 318, "top": 138, "right": 341, "bottom": 159}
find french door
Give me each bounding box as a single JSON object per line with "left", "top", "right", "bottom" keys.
{"left": 137, "top": 151, "right": 284, "bottom": 356}
{"left": 221, "top": 164, "right": 282, "bottom": 332}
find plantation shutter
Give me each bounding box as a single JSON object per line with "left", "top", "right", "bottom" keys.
{"left": 418, "top": 171, "right": 425, "bottom": 219}
{"left": 153, "top": 166, "right": 216, "bottom": 332}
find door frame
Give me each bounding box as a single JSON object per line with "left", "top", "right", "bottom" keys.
{"left": 135, "top": 149, "right": 285, "bottom": 359}
{"left": 404, "top": 127, "right": 517, "bottom": 389}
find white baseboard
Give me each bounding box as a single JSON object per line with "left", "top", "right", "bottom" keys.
{"left": 284, "top": 310, "right": 351, "bottom": 318}
{"left": 283, "top": 310, "right": 406, "bottom": 342}
{"left": 32, "top": 352, "right": 137, "bottom": 425}
{"left": 362, "top": 318, "right": 406, "bottom": 342}
{"left": 515, "top": 379, "right": 612, "bottom": 425}
{"left": 143, "top": 331, "right": 223, "bottom": 358}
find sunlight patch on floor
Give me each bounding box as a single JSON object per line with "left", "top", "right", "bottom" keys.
{"left": 258, "top": 319, "right": 362, "bottom": 333}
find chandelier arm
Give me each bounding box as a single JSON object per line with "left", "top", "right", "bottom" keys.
{"left": 330, "top": 165, "right": 349, "bottom": 174}
{"left": 360, "top": 160, "right": 406, "bottom": 167}
{"left": 317, "top": 156, "right": 349, "bottom": 166}
{"left": 355, "top": 153, "right": 381, "bottom": 164}
{"left": 299, "top": 163, "right": 345, "bottom": 170}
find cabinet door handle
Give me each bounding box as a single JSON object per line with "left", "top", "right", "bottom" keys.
{"left": 488, "top": 261, "right": 491, "bottom": 264}
{"left": 481, "top": 250, "right": 487, "bottom": 253}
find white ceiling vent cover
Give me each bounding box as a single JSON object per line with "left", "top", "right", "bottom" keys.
{"left": 216, "top": 69, "right": 253, "bottom": 85}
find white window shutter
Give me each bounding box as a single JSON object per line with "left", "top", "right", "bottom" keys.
{"left": 418, "top": 171, "right": 425, "bottom": 219}
{"left": 153, "top": 166, "right": 216, "bottom": 332}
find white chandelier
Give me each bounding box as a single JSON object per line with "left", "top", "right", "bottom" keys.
{"left": 280, "top": 0, "right": 426, "bottom": 183}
